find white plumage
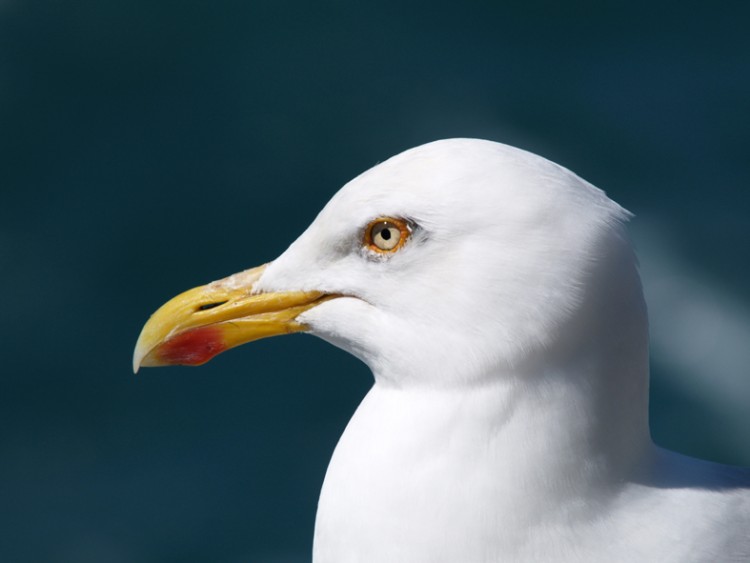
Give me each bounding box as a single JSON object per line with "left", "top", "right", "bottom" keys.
{"left": 251, "top": 139, "right": 749, "bottom": 562}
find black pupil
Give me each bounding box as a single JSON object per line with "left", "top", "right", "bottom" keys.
{"left": 381, "top": 227, "right": 392, "bottom": 240}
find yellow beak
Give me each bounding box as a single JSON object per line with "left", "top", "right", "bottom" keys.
{"left": 132, "top": 264, "right": 334, "bottom": 373}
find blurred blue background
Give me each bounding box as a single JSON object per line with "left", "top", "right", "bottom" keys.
{"left": 1, "top": 1, "right": 748, "bottom": 561}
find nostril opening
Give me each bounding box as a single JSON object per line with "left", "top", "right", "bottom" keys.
{"left": 197, "top": 301, "right": 228, "bottom": 311}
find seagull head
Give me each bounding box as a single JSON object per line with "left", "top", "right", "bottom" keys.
{"left": 134, "top": 139, "right": 638, "bottom": 388}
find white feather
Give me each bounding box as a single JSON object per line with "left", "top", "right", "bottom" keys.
{"left": 255, "top": 139, "right": 749, "bottom": 562}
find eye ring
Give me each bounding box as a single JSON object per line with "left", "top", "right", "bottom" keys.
{"left": 364, "top": 217, "right": 411, "bottom": 254}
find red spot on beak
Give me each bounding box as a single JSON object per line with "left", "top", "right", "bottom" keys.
{"left": 156, "top": 325, "right": 227, "bottom": 366}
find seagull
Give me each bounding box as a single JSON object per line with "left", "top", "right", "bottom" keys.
{"left": 133, "top": 139, "right": 749, "bottom": 562}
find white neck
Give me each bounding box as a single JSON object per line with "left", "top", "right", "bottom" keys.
{"left": 313, "top": 339, "right": 652, "bottom": 562}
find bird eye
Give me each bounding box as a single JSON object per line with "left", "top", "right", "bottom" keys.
{"left": 365, "top": 217, "right": 411, "bottom": 253}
